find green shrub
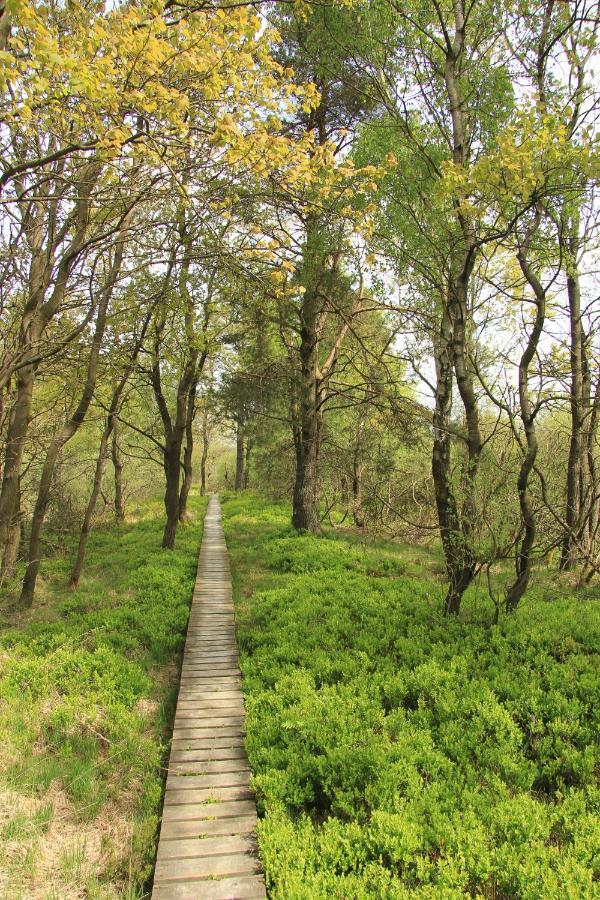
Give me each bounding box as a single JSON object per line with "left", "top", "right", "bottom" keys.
{"left": 0, "top": 496, "right": 206, "bottom": 893}
{"left": 223, "top": 493, "right": 600, "bottom": 899}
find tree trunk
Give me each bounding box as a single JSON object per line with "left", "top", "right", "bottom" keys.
{"left": 112, "top": 422, "right": 125, "bottom": 522}
{"left": 505, "top": 225, "right": 545, "bottom": 612}
{"left": 561, "top": 223, "right": 586, "bottom": 570}
{"left": 200, "top": 406, "right": 210, "bottom": 497}
{"left": 162, "top": 436, "right": 182, "bottom": 549}
{"left": 0, "top": 366, "right": 35, "bottom": 567}
{"left": 352, "top": 414, "right": 366, "bottom": 528}
{"left": 291, "top": 286, "right": 321, "bottom": 532}
{"left": 179, "top": 375, "right": 198, "bottom": 522}
{"left": 69, "top": 359, "right": 139, "bottom": 587}
{"left": 431, "top": 302, "right": 472, "bottom": 616}
{"left": 235, "top": 422, "right": 245, "bottom": 491}
{"left": 69, "top": 424, "right": 112, "bottom": 588}
{"left": 243, "top": 439, "right": 252, "bottom": 490}
{"left": 0, "top": 477, "right": 21, "bottom": 580}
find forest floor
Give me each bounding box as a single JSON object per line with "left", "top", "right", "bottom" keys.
{"left": 222, "top": 492, "right": 600, "bottom": 899}
{"left": 0, "top": 496, "right": 206, "bottom": 899}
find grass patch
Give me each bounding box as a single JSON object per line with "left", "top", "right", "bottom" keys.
{"left": 223, "top": 492, "right": 600, "bottom": 899}
{"left": 0, "top": 495, "right": 207, "bottom": 898}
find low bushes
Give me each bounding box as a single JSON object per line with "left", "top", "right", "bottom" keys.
{"left": 223, "top": 493, "right": 600, "bottom": 899}
{"left": 0, "top": 497, "right": 206, "bottom": 897}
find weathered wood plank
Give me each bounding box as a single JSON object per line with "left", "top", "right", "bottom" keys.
{"left": 156, "top": 834, "right": 257, "bottom": 861}
{"left": 161, "top": 799, "right": 258, "bottom": 823}
{"left": 154, "top": 852, "right": 261, "bottom": 881}
{"left": 152, "top": 876, "right": 267, "bottom": 899}
{"left": 152, "top": 496, "right": 265, "bottom": 899}
{"left": 158, "top": 815, "right": 257, "bottom": 841}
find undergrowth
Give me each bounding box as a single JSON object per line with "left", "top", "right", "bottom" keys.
{"left": 222, "top": 492, "right": 600, "bottom": 899}
{"left": 0, "top": 495, "right": 206, "bottom": 899}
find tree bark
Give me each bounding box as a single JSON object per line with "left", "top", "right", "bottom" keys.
{"left": 0, "top": 477, "right": 21, "bottom": 580}
{"left": 235, "top": 421, "right": 245, "bottom": 491}
{"left": 178, "top": 379, "right": 197, "bottom": 522}
{"left": 352, "top": 413, "right": 366, "bottom": 528}
{"left": 243, "top": 439, "right": 252, "bottom": 490}
{"left": 292, "top": 285, "right": 321, "bottom": 532}
{"left": 200, "top": 405, "right": 210, "bottom": 497}
{"left": 112, "top": 422, "right": 125, "bottom": 522}
{"left": 506, "top": 215, "right": 545, "bottom": 612}
{"left": 561, "top": 216, "right": 587, "bottom": 570}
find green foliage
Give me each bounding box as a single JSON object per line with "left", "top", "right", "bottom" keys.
{"left": 0, "top": 496, "right": 206, "bottom": 894}
{"left": 223, "top": 493, "right": 600, "bottom": 898}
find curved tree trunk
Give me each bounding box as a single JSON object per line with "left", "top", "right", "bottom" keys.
{"left": 506, "top": 217, "right": 545, "bottom": 612}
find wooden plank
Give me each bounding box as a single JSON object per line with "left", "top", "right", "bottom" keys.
{"left": 156, "top": 834, "right": 257, "bottom": 861}
{"left": 152, "top": 876, "right": 266, "bottom": 899}
{"left": 164, "top": 785, "right": 253, "bottom": 805}
{"left": 159, "top": 816, "right": 257, "bottom": 841}
{"left": 152, "top": 496, "right": 265, "bottom": 899}
{"left": 161, "top": 800, "right": 258, "bottom": 823}
{"left": 154, "top": 852, "right": 261, "bottom": 881}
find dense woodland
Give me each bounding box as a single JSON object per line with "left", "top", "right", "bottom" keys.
{"left": 0, "top": 0, "right": 599, "bottom": 896}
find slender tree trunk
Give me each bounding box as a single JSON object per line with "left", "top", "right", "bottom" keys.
{"left": 561, "top": 225, "right": 586, "bottom": 570}
{"left": 352, "top": 414, "right": 366, "bottom": 528}
{"left": 179, "top": 375, "right": 198, "bottom": 522}
{"left": 1, "top": 477, "right": 21, "bottom": 580}
{"left": 178, "top": 433, "right": 193, "bottom": 521}
{"left": 432, "top": 302, "right": 471, "bottom": 615}
{"left": 200, "top": 406, "right": 210, "bottom": 497}
{"left": 292, "top": 286, "right": 321, "bottom": 532}
{"left": 243, "top": 439, "right": 252, "bottom": 490}
{"left": 112, "top": 422, "right": 125, "bottom": 522}
{"left": 235, "top": 422, "right": 245, "bottom": 491}
{"left": 431, "top": 7, "right": 480, "bottom": 615}
{"left": 506, "top": 225, "right": 545, "bottom": 611}
{"left": 0, "top": 366, "right": 35, "bottom": 566}
{"left": 68, "top": 345, "right": 142, "bottom": 587}
{"left": 69, "top": 425, "right": 112, "bottom": 588}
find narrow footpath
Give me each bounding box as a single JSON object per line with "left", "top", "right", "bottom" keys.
{"left": 152, "top": 496, "right": 266, "bottom": 899}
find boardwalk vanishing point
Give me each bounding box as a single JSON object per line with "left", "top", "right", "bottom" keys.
{"left": 152, "top": 496, "right": 267, "bottom": 899}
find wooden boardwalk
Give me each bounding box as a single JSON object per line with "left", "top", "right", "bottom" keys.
{"left": 152, "top": 496, "right": 266, "bottom": 900}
